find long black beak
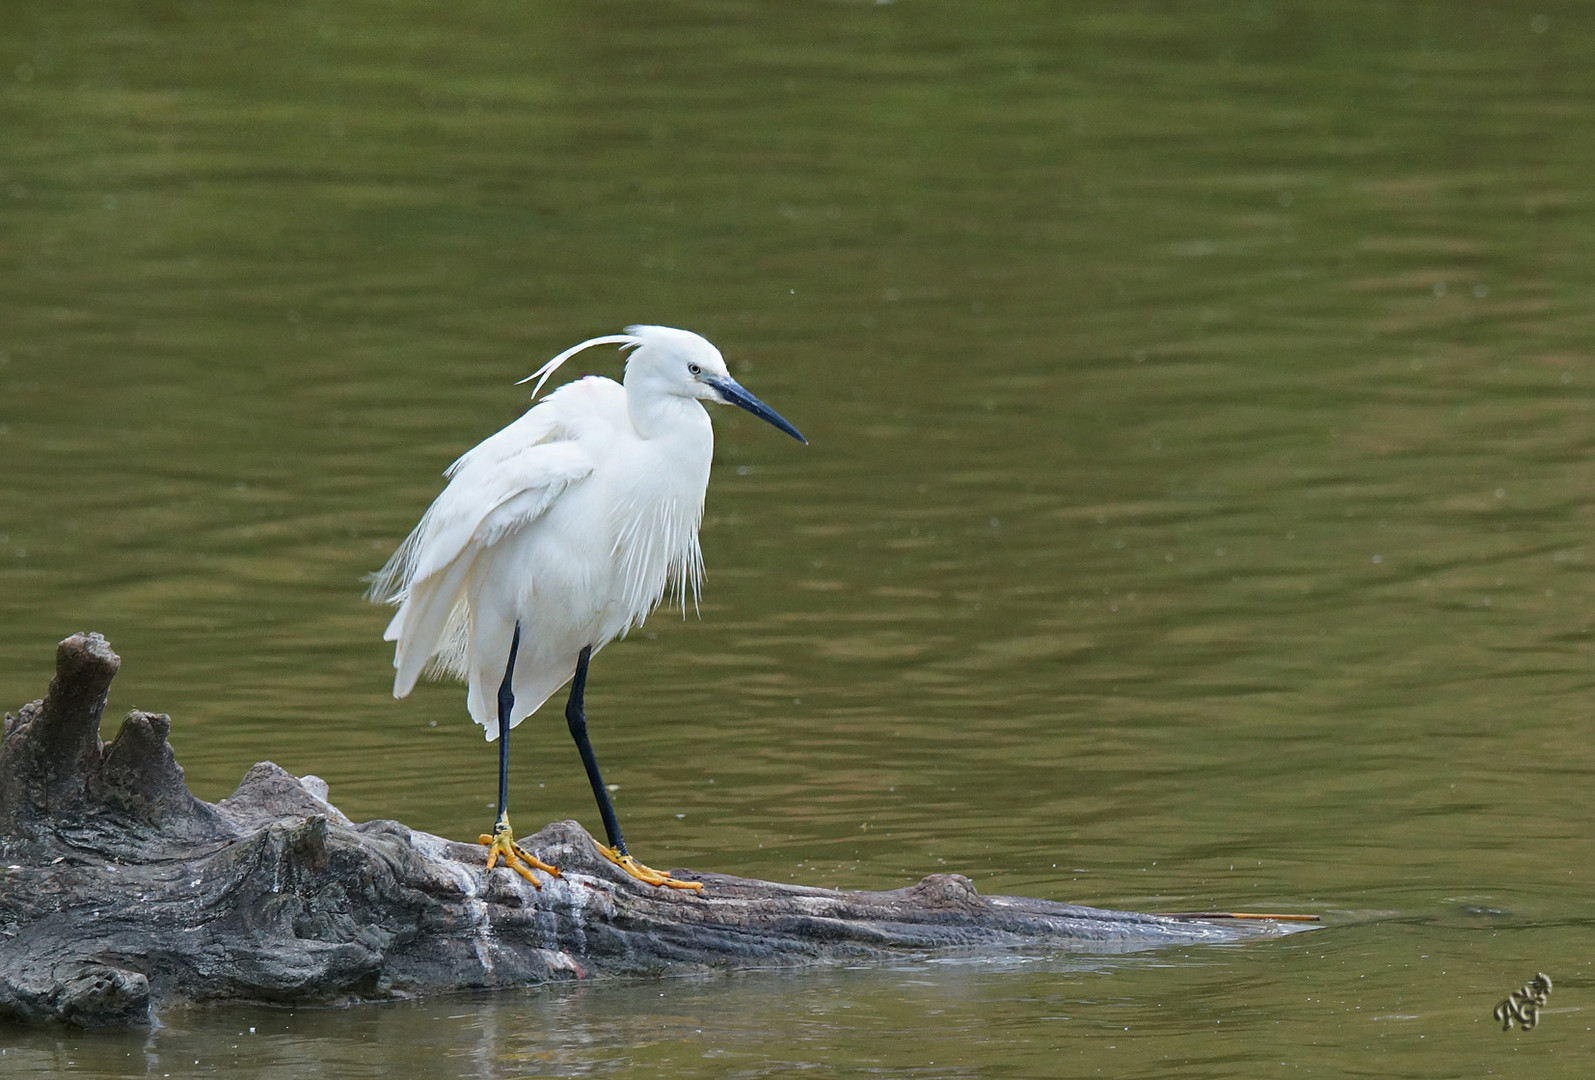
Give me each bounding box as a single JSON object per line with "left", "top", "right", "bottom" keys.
{"left": 706, "top": 376, "right": 807, "bottom": 444}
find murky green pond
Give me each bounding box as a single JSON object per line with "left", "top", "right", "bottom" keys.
{"left": 4, "top": 0, "right": 1594, "bottom": 1074}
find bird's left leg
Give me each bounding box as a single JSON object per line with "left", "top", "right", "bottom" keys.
{"left": 479, "top": 621, "right": 560, "bottom": 885}
{"left": 566, "top": 645, "right": 702, "bottom": 892}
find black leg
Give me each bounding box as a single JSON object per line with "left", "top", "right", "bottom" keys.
{"left": 565, "top": 645, "right": 629, "bottom": 856}
{"left": 479, "top": 620, "right": 559, "bottom": 884}
{"left": 495, "top": 622, "right": 521, "bottom": 828}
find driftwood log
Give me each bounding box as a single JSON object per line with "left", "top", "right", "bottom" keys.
{"left": 1, "top": 633, "right": 1290, "bottom": 1028}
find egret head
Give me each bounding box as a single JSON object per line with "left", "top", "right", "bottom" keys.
{"left": 521, "top": 326, "right": 807, "bottom": 444}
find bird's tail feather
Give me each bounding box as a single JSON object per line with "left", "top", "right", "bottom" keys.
{"left": 390, "top": 554, "right": 477, "bottom": 698}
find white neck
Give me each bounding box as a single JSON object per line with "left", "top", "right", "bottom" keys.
{"left": 625, "top": 378, "right": 713, "bottom": 446}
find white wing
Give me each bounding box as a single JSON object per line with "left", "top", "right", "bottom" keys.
{"left": 370, "top": 399, "right": 598, "bottom": 699}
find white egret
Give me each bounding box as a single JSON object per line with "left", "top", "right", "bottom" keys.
{"left": 369, "top": 325, "right": 805, "bottom": 891}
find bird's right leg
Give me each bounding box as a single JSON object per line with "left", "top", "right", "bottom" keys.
{"left": 566, "top": 645, "right": 701, "bottom": 891}
{"left": 479, "top": 621, "right": 560, "bottom": 885}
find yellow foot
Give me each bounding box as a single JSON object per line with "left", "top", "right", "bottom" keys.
{"left": 478, "top": 822, "right": 561, "bottom": 887}
{"left": 597, "top": 843, "right": 703, "bottom": 892}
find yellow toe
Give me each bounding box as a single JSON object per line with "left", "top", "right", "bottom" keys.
{"left": 479, "top": 822, "right": 560, "bottom": 886}
{"left": 597, "top": 843, "right": 703, "bottom": 892}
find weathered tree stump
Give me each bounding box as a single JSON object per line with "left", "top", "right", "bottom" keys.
{"left": 1, "top": 633, "right": 1292, "bottom": 1028}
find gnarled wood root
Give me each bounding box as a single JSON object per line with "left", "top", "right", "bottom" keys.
{"left": 1, "top": 633, "right": 1290, "bottom": 1028}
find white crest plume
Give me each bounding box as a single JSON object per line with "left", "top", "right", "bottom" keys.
{"left": 516, "top": 332, "right": 641, "bottom": 400}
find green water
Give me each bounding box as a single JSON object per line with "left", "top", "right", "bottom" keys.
{"left": 3, "top": 1, "right": 1593, "bottom": 1074}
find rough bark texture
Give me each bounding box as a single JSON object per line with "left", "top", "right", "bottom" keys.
{"left": 1, "top": 633, "right": 1288, "bottom": 1029}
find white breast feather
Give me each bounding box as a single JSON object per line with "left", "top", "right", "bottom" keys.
{"left": 610, "top": 492, "right": 706, "bottom": 633}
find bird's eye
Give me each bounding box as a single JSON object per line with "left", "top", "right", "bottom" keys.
{"left": 687, "top": 363, "right": 702, "bottom": 376}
